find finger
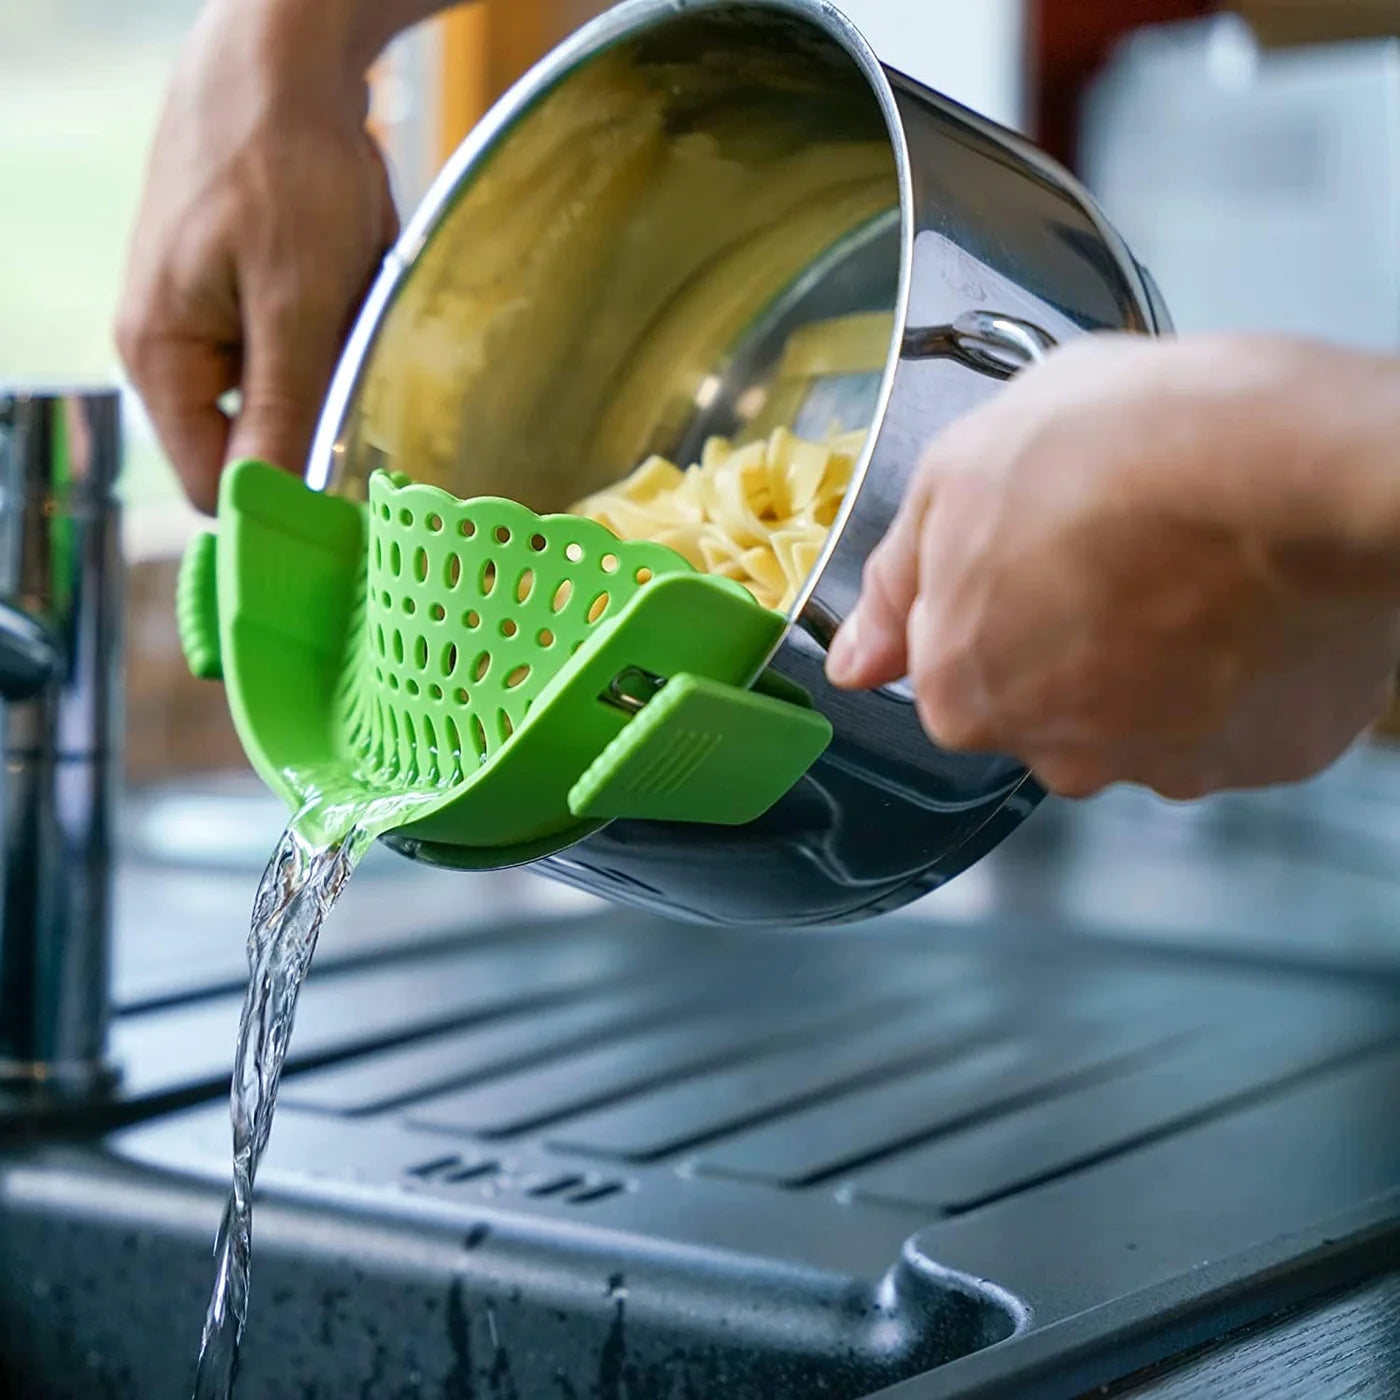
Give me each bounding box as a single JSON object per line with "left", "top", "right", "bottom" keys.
{"left": 907, "top": 588, "right": 1003, "bottom": 753}
{"left": 229, "top": 138, "right": 396, "bottom": 477}
{"left": 118, "top": 329, "right": 235, "bottom": 514}
{"left": 826, "top": 469, "right": 933, "bottom": 689}
{"left": 227, "top": 284, "right": 347, "bottom": 478}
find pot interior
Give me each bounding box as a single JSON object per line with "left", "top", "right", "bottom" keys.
{"left": 315, "top": 1, "right": 905, "bottom": 555}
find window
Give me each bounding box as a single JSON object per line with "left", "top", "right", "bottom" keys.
{"left": 0, "top": 0, "right": 205, "bottom": 520}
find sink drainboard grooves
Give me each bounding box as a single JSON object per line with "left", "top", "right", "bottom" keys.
{"left": 404, "top": 1151, "right": 632, "bottom": 1206}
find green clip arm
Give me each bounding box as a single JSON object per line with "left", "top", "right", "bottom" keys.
{"left": 568, "top": 672, "right": 832, "bottom": 825}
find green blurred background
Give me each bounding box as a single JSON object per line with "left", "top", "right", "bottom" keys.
{"left": 0, "top": 0, "right": 202, "bottom": 508}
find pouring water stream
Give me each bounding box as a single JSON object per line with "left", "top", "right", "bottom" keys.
{"left": 191, "top": 788, "right": 428, "bottom": 1400}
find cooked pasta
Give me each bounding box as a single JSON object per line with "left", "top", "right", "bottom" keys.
{"left": 572, "top": 426, "right": 864, "bottom": 612}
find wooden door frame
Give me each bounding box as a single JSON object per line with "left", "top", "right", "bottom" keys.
{"left": 434, "top": 0, "right": 610, "bottom": 166}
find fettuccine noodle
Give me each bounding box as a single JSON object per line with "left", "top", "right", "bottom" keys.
{"left": 573, "top": 427, "right": 863, "bottom": 612}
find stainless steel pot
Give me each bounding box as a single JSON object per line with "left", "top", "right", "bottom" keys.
{"left": 306, "top": 0, "right": 1170, "bottom": 926}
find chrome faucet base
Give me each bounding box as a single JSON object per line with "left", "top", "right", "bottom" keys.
{"left": 0, "top": 388, "right": 123, "bottom": 1108}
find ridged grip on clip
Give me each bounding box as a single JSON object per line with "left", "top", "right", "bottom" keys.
{"left": 177, "top": 531, "right": 222, "bottom": 680}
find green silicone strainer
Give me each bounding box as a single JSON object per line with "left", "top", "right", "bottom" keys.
{"left": 178, "top": 459, "right": 833, "bottom": 858}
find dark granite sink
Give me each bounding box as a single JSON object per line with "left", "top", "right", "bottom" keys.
{"left": 4, "top": 763, "right": 1400, "bottom": 1398}
{"left": 4, "top": 898, "right": 1400, "bottom": 1398}
{"left": 0, "top": 1144, "right": 1024, "bottom": 1399}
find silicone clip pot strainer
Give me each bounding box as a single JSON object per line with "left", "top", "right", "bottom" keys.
{"left": 178, "top": 458, "right": 833, "bottom": 857}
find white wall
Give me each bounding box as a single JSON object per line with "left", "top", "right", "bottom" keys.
{"left": 833, "top": 0, "right": 1028, "bottom": 131}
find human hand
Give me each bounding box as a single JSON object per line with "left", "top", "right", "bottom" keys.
{"left": 117, "top": 0, "right": 401, "bottom": 512}
{"left": 826, "top": 334, "right": 1400, "bottom": 799}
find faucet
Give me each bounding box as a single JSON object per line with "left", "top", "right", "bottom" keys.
{"left": 0, "top": 388, "right": 122, "bottom": 1105}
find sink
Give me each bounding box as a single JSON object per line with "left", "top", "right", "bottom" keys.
{"left": 3, "top": 877, "right": 1400, "bottom": 1398}
{"left": 0, "top": 1144, "right": 1022, "bottom": 1399}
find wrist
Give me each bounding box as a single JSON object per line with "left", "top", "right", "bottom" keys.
{"left": 251, "top": 0, "right": 457, "bottom": 71}
{"left": 199, "top": 0, "right": 454, "bottom": 117}
{"left": 241, "top": 0, "right": 372, "bottom": 112}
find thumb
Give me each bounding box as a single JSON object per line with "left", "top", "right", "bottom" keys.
{"left": 826, "top": 471, "right": 931, "bottom": 689}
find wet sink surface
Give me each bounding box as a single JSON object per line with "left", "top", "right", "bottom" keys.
{"left": 4, "top": 887, "right": 1400, "bottom": 1398}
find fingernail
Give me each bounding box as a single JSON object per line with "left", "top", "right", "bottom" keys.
{"left": 826, "top": 608, "right": 861, "bottom": 685}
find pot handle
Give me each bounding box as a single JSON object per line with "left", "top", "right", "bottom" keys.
{"left": 902, "top": 310, "right": 1057, "bottom": 381}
